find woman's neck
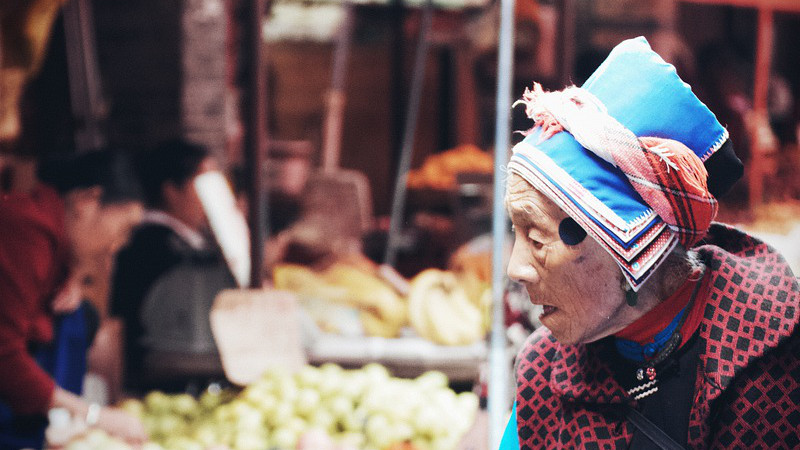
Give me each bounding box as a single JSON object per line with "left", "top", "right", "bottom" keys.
{"left": 614, "top": 264, "right": 709, "bottom": 361}
{"left": 615, "top": 275, "right": 699, "bottom": 345}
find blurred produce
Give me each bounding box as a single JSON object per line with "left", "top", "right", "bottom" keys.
{"left": 262, "top": 2, "right": 347, "bottom": 43}
{"left": 273, "top": 260, "right": 489, "bottom": 346}
{"left": 273, "top": 262, "right": 407, "bottom": 338}
{"left": 448, "top": 240, "right": 492, "bottom": 283}
{"left": 323, "top": 264, "right": 408, "bottom": 338}
{"left": 406, "top": 145, "right": 493, "bottom": 191}
{"left": 60, "top": 364, "right": 479, "bottom": 450}
{"left": 408, "top": 269, "right": 488, "bottom": 346}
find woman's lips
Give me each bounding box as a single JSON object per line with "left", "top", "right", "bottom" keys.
{"left": 541, "top": 305, "right": 557, "bottom": 318}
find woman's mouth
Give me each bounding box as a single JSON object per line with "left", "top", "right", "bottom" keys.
{"left": 541, "top": 305, "right": 557, "bottom": 318}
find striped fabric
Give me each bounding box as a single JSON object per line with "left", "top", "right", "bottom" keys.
{"left": 516, "top": 84, "right": 719, "bottom": 250}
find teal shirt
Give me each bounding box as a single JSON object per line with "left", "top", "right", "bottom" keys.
{"left": 498, "top": 402, "right": 520, "bottom": 450}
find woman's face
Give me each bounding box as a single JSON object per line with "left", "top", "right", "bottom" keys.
{"left": 66, "top": 187, "right": 143, "bottom": 262}
{"left": 505, "top": 173, "right": 631, "bottom": 345}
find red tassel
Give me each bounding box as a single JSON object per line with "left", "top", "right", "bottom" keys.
{"left": 639, "top": 137, "right": 710, "bottom": 197}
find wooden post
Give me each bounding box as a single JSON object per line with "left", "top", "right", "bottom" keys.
{"left": 243, "top": 0, "right": 268, "bottom": 288}
{"left": 453, "top": 39, "right": 479, "bottom": 146}
{"left": 749, "top": 6, "right": 773, "bottom": 207}
{"left": 557, "top": 0, "right": 577, "bottom": 87}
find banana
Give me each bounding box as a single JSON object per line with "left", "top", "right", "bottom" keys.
{"left": 360, "top": 310, "right": 402, "bottom": 338}
{"left": 274, "top": 262, "right": 410, "bottom": 338}
{"left": 324, "top": 263, "right": 408, "bottom": 332}
{"left": 408, "top": 269, "right": 485, "bottom": 346}
{"left": 272, "top": 264, "right": 350, "bottom": 303}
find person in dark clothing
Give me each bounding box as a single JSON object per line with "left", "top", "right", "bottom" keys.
{"left": 111, "top": 139, "right": 236, "bottom": 392}
{"left": 498, "top": 37, "right": 798, "bottom": 450}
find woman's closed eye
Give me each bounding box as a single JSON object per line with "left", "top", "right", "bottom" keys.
{"left": 528, "top": 226, "right": 560, "bottom": 248}
{"left": 527, "top": 232, "right": 546, "bottom": 250}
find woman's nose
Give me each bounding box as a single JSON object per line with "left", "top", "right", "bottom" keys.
{"left": 507, "top": 240, "right": 539, "bottom": 285}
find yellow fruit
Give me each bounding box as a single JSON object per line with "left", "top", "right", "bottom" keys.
{"left": 360, "top": 310, "right": 403, "bottom": 338}
{"left": 117, "top": 398, "right": 145, "bottom": 418}
{"left": 408, "top": 269, "right": 485, "bottom": 346}
{"left": 324, "top": 263, "right": 408, "bottom": 336}
{"left": 274, "top": 262, "right": 407, "bottom": 338}
{"left": 273, "top": 264, "right": 349, "bottom": 303}
{"left": 143, "top": 391, "right": 171, "bottom": 415}
{"left": 477, "top": 286, "right": 492, "bottom": 333}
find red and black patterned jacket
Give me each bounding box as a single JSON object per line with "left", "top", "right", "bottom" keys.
{"left": 514, "top": 223, "right": 800, "bottom": 449}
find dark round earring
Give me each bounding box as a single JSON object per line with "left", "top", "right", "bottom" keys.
{"left": 558, "top": 217, "right": 587, "bottom": 246}
{"left": 625, "top": 288, "right": 638, "bottom": 307}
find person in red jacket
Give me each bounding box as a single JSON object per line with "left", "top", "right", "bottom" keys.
{"left": 0, "top": 150, "right": 146, "bottom": 449}
{"left": 499, "top": 37, "right": 799, "bottom": 449}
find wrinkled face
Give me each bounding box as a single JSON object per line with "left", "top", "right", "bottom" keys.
{"left": 506, "top": 173, "right": 629, "bottom": 345}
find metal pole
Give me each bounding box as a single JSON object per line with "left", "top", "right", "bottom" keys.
{"left": 321, "top": 3, "right": 355, "bottom": 172}
{"left": 63, "top": 0, "right": 106, "bottom": 152}
{"left": 489, "top": 0, "right": 515, "bottom": 447}
{"left": 384, "top": 0, "right": 434, "bottom": 267}
{"left": 244, "top": 0, "right": 268, "bottom": 288}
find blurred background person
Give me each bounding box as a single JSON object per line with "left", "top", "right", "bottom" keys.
{"left": 111, "top": 138, "right": 237, "bottom": 394}
{"left": 0, "top": 149, "right": 146, "bottom": 449}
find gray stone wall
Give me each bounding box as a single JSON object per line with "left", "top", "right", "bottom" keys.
{"left": 181, "top": 0, "right": 228, "bottom": 163}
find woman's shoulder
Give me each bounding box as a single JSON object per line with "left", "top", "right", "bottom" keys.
{"left": 696, "top": 228, "right": 800, "bottom": 392}
{"left": 515, "top": 327, "right": 559, "bottom": 372}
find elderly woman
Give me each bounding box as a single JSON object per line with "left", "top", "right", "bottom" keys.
{"left": 500, "top": 38, "right": 800, "bottom": 449}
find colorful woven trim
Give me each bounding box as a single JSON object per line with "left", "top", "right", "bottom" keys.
{"left": 615, "top": 306, "right": 687, "bottom": 362}
{"left": 509, "top": 147, "right": 676, "bottom": 289}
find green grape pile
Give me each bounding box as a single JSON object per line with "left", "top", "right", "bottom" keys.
{"left": 65, "top": 363, "right": 479, "bottom": 450}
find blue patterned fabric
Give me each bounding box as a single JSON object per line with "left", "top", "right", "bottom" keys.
{"left": 615, "top": 306, "right": 687, "bottom": 362}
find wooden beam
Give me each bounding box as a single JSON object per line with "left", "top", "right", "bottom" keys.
{"left": 753, "top": 6, "right": 774, "bottom": 114}
{"left": 748, "top": 6, "right": 775, "bottom": 206}
{"left": 679, "top": 0, "right": 800, "bottom": 13}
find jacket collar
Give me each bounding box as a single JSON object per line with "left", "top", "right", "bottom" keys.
{"left": 549, "top": 340, "right": 630, "bottom": 404}
{"left": 142, "top": 210, "right": 208, "bottom": 250}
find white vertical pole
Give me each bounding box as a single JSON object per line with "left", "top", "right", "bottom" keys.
{"left": 489, "top": 0, "right": 515, "bottom": 447}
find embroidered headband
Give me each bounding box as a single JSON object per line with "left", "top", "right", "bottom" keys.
{"left": 515, "top": 84, "right": 718, "bottom": 250}
{"left": 507, "top": 37, "right": 741, "bottom": 290}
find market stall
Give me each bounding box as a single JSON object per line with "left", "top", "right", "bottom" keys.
{"left": 13, "top": 0, "right": 798, "bottom": 448}
{"left": 52, "top": 1, "right": 511, "bottom": 449}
